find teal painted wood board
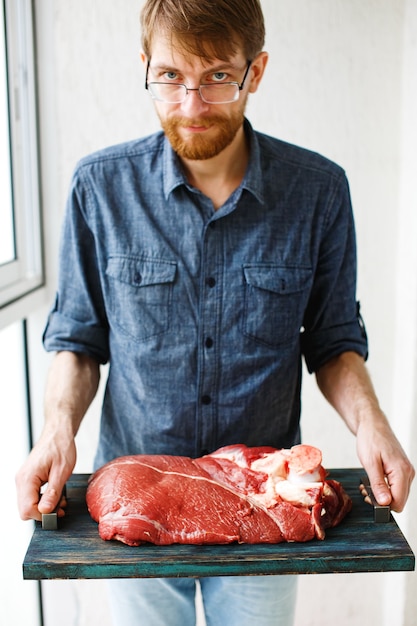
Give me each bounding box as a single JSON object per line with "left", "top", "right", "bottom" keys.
{"left": 22, "top": 468, "right": 415, "bottom": 580}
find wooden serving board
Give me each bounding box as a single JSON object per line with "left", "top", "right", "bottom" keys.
{"left": 22, "top": 468, "right": 415, "bottom": 580}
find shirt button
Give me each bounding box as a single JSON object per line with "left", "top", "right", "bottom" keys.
{"left": 205, "top": 337, "right": 214, "bottom": 348}
{"left": 135, "top": 272, "right": 142, "bottom": 284}
{"left": 201, "top": 395, "right": 212, "bottom": 405}
{"left": 206, "top": 277, "right": 216, "bottom": 288}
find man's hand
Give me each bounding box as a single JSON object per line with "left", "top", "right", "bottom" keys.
{"left": 356, "top": 418, "right": 414, "bottom": 512}
{"left": 16, "top": 429, "right": 76, "bottom": 522}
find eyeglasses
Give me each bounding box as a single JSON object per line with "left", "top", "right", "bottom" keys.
{"left": 145, "top": 60, "right": 252, "bottom": 104}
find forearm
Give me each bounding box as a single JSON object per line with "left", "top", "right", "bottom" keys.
{"left": 43, "top": 350, "right": 101, "bottom": 438}
{"left": 315, "top": 351, "right": 386, "bottom": 435}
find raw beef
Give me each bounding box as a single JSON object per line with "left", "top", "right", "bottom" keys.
{"left": 86, "top": 444, "right": 352, "bottom": 546}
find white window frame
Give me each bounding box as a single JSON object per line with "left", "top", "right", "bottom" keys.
{"left": 0, "top": 0, "right": 43, "bottom": 310}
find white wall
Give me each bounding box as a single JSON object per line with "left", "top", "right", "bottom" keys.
{"left": 28, "top": 1, "right": 416, "bottom": 625}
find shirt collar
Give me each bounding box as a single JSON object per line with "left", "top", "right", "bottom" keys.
{"left": 162, "top": 118, "right": 265, "bottom": 205}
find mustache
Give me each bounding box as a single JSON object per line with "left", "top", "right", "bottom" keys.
{"left": 167, "top": 115, "right": 226, "bottom": 128}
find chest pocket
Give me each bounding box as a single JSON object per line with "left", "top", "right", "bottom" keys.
{"left": 242, "top": 265, "right": 312, "bottom": 348}
{"left": 106, "top": 256, "right": 176, "bottom": 342}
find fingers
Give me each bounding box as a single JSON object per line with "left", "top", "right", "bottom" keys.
{"left": 356, "top": 420, "right": 415, "bottom": 513}
{"left": 360, "top": 463, "right": 415, "bottom": 513}
{"left": 16, "top": 468, "right": 70, "bottom": 522}
{"left": 366, "top": 472, "right": 392, "bottom": 507}
{"left": 38, "top": 483, "right": 68, "bottom": 516}
{"left": 15, "top": 471, "right": 46, "bottom": 522}
{"left": 16, "top": 439, "right": 76, "bottom": 522}
{"left": 358, "top": 482, "right": 372, "bottom": 506}
{"left": 16, "top": 429, "right": 77, "bottom": 521}
{"left": 384, "top": 466, "right": 415, "bottom": 513}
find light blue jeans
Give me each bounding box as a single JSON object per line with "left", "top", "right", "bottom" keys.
{"left": 107, "top": 575, "right": 297, "bottom": 626}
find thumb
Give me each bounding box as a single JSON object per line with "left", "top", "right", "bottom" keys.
{"left": 38, "top": 477, "right": 67, "bottom": 514}
{"left": 367, "top": 470, "right": 392, "bottom": 506}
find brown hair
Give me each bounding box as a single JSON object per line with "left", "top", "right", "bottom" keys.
{"left": 140, "top": 0, "right": 265, "bottom": 61}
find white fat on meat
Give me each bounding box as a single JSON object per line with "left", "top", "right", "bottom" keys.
{"left": 274, "top": 479, "right": 323, "bottom": 507}
{"left": 210, "top": 445, "right": 325, "bottom": 508}
{"left": 249, "top": 446, "right": 325, "bottom": 508}
{"left": 209, "top": 445, "right": 251, "bottom": 468}
{"left": 286, "top": 468, "right": 324, "bottom": 484}
{"left": 250, "top": 450, "right": 289, "bottom": 478}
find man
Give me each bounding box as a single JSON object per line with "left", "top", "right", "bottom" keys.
{"left": 16, "top": 1, "right": 414, "bottom": 625}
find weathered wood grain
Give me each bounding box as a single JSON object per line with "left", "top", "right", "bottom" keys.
{"left": 22, "top": 469, "right": 415, "bottom": 580}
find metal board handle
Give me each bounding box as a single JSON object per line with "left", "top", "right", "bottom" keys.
{"left": 360, "top": 476, "right": 391, "bottom": 523}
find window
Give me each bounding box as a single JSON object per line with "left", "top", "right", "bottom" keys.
{"left": 0, "top": 0, "right": 42, "bottom": 309}
{"left": 0, "top": 13, "right": 14, "bottom": 267}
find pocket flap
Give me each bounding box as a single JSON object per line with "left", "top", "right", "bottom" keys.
{"left": 243, "top": 265, "right": 311, "bottom": 295}
{"left": 106, "top": 256, "right": 177, "bottom": 287}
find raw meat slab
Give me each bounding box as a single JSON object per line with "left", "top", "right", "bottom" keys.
{"left": 85, "top": 446, "right": 351, "bottom": 546}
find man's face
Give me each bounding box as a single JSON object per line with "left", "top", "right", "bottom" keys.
{"left": 145, "top": 36, "right": 253, "bottom": 161}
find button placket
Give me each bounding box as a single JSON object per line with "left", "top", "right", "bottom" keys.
{"left": 197, "top": 221, "right": 221, "bottom": 453}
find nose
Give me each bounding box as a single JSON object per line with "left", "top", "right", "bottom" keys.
{"left": 179, "top": 88, "right": 210, "bottom": 116}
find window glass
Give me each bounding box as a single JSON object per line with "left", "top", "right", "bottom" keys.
{"left": 0, "top": 0, "right": 43, "bottom": 312}
{"left": 0, "top": 1, "right": 14, "bottom": 265}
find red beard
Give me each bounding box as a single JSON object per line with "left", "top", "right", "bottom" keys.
{"left": 159, "top": 111, "right": 245, "bottom": 160}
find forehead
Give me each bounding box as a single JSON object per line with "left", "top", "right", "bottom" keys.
{"left": 149, "top": 31, "right": 246, "bottom": 72}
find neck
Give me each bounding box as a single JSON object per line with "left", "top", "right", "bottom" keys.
{"left": 180, "top": 125, "right": 249, "bottom": 210}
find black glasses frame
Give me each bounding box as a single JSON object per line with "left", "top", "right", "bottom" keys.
{"left": 145, "top": 60, "right": 252, "bottom": 103}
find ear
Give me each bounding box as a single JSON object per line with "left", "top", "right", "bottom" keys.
{"left": 248, "top": 51, "right": 269, "bottom": 94}
{"left": 140, "top": 51, "right": 147, "bottom": 67}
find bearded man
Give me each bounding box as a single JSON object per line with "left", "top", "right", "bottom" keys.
{"left": 16, "top": 1, "right": 414, "bottom": 625}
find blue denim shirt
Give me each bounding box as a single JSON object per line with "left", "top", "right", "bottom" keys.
{"left": 43, "top": 119, "right": 368, "bottom": 468}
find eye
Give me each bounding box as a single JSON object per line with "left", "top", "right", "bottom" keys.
{"left": 164, "top": 71, "right": 179, "bottom": 81}
{"left": 211, "top": 71, "right": 228, "bottom": 82}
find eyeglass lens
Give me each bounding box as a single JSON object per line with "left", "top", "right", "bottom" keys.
{"left": 147, "top": 82, "right": 240, "bottom": 104}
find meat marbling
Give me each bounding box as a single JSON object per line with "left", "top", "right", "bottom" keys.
{"left": 86, "top": 444, "right": 352, "bottom": 546}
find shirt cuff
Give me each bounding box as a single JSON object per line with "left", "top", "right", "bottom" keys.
{"left": 301, "top": 312, "right": 368, "bottom": 373}
{"left": 43, "top": 310, "right": 109, "bottom": 364}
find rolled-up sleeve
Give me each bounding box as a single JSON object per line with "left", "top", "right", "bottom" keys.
{"left": 301, "top": 173, "right": 368, "bottom": 373}
{"left": 43, "top": 169, "right": 110, "bottom": 364}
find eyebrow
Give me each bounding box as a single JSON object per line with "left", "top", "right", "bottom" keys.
{"left": 149, "top": 62, "right": 241, "bottom": 75}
